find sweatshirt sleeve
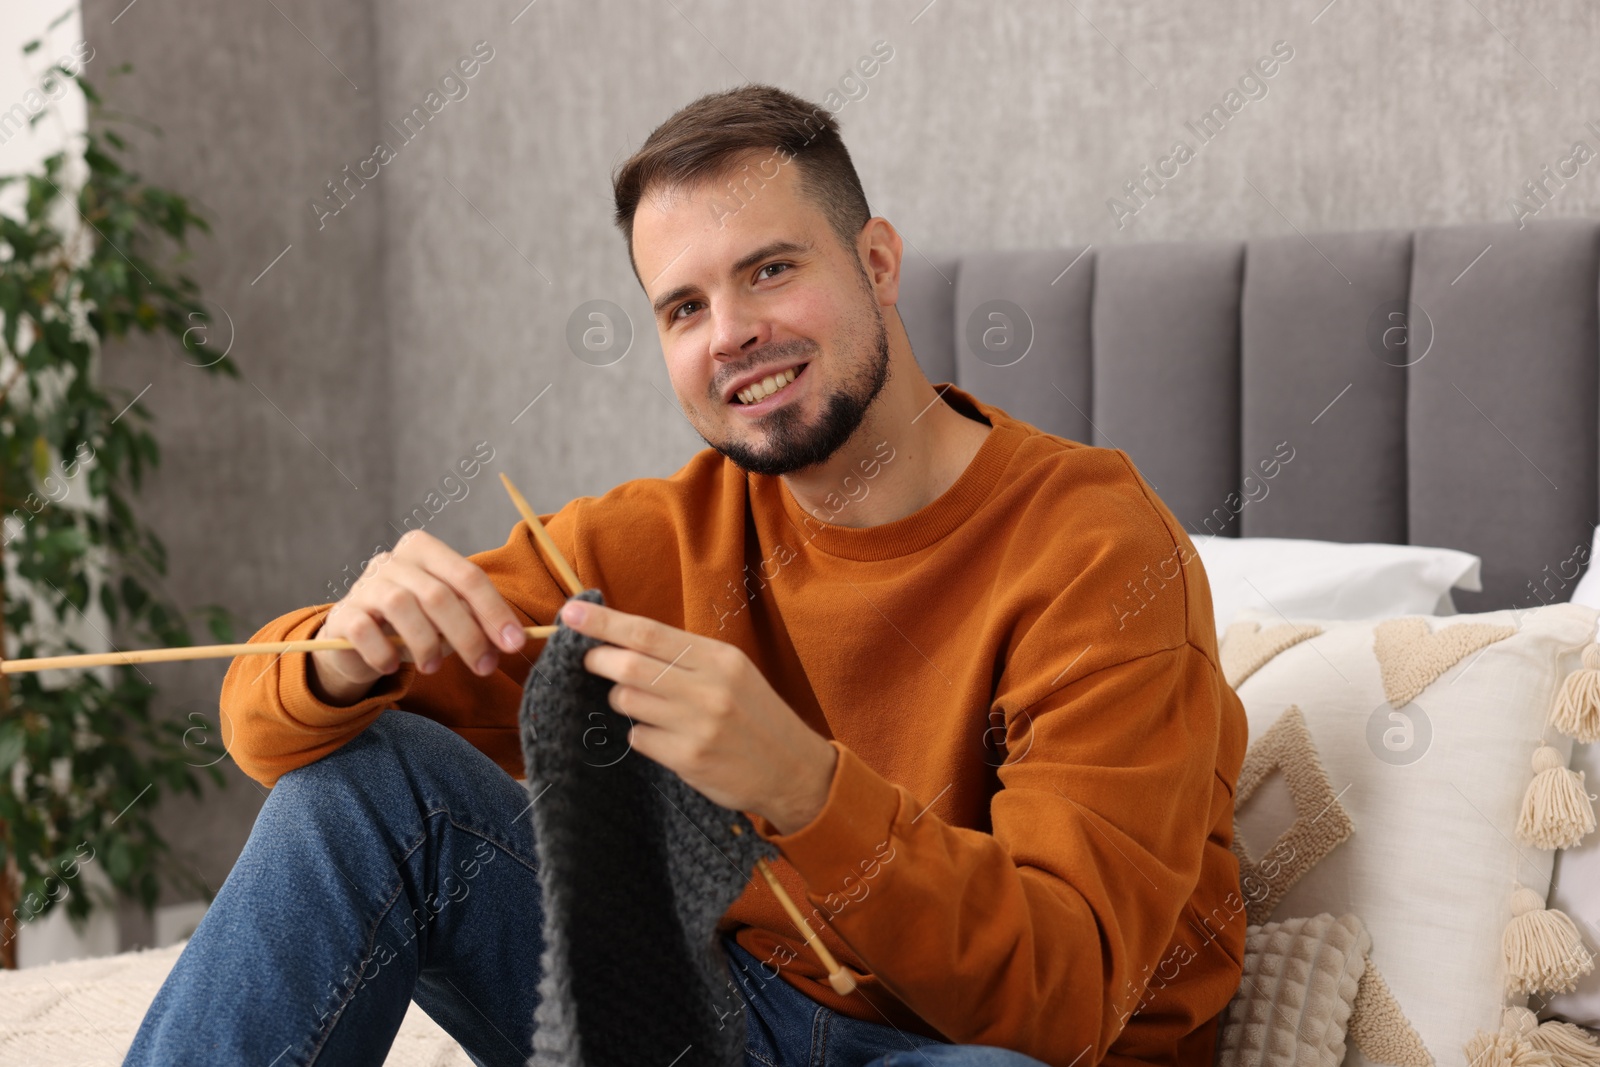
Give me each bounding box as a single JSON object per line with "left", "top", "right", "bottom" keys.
{"left": 220, "top": 502, "right": 584, "bottom": 788}
{"left": 747, "top": 639, "right": 1238, "bottom": 1066}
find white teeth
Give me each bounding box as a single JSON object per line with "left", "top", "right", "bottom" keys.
{"left": 736, "top": 366, "right": 800, "bottom": 405}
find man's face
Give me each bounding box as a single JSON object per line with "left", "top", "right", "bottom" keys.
{"left": 632, "top": 154, "right": 890, "bottom": 477}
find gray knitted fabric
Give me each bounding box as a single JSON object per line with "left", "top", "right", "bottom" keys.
{"left": 517, "top": 588, "right": 780, "bottom": 1067}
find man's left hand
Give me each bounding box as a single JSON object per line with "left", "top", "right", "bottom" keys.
{"left": 559, "top": 598, "right": 837, "bottom": 835}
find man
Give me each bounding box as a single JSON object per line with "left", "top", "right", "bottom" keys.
{"left": 125, "top": 84, "right": 1247, "bottom": 1066}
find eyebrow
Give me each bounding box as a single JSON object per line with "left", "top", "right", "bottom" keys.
{"left": 650, "top": 238, "right": 814, "bottom": 318}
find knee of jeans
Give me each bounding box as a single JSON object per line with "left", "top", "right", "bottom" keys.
{"left": 267, "top": 714, "right": 473, "bottom": 856}
{"left": 277, "top": 708, "right": 513, "bottom": 808}
{"left": 270, "top": 709, "right": 441, "bottom": 805}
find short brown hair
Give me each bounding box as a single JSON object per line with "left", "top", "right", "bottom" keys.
{"left": 611, "top": 84, "right": 873, "bottom": 278}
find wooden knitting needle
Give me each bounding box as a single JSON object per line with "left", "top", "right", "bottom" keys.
{"left": 496, "top": 473, "right": 858, "bottom": 997}
{"left": 755, "top": 855, "right": 858, "bottom": 994}
{"left": 5, "top": 491, "right": 576, "bottom": 675}
{"left": 9, "top": 473, "right": 615, "bottom": 674}
{"left": 498, "top": 472, "right": 582, "bottom": 597}
{"left": 0, "top": 627, "right": 560, "bottom": 675}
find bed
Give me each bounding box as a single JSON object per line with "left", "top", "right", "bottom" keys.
{"left": 5, "top": 215, "right": 1598, "bottom": 1066}
{"left": 892, "top": 216, "right": 1600, "bottom": 1066}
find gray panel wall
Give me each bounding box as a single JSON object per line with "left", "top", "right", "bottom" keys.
{"left": 82, "top": 0, "right": 1600, "bottom": 944}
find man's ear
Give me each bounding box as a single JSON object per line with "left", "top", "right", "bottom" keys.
{"left": 858, "top": 217, "right": 903, "bottom": 306}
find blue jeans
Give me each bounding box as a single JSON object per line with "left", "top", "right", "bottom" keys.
{"left": 123, "top": 709, "right": 1047, "bottom": 1066}
{"left": 722, "top": 934, "right": 1047, "bottom": 1066}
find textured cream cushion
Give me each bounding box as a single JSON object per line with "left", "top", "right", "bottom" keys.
{"left": 1222, "top": 601, "right": 1599, "bottom": 1066}
{"left": 1215, "top": 913, "right": 1370, "bottom": 1067}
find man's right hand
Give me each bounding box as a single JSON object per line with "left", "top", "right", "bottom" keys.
{"left": 308, "top": 529, "right": 529, "bottom": 706}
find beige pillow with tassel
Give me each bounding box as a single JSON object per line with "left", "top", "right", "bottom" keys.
{"left": 1221, "top": 601, "right": 1600, "bottom": 1066}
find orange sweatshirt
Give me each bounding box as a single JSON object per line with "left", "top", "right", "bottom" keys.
{"left": 220, "top": 383, "right": 1248, "bottom": 1066}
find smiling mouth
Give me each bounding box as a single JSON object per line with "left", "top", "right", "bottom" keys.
{"left": 732, "top": 362, "right": 807, "bottom": 405}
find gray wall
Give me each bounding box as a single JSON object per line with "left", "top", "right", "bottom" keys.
{"left": 85, "top": 0, "right": 1600, "bottom": 947}
{"left": 82, "top": 0, "right": 394, "bottom": 947}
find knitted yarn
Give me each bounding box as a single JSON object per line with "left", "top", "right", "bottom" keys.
{"left": 517, "top": 588, "right": 780, "bottom": 1067}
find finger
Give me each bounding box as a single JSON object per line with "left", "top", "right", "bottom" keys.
{"left": 391, "top": 630, "right": 458, "bottom": 664}
{"left": 562, "top": 601, "right": 693, "bottom": 664}
{"left": 622, "top": 716, "right": 697, "bottom": 775}
{"left": 340, "top": 612, "right": 402, "bottom": 676}
{"left": 584, "top": 645, "right": 693, "bottom": 694}
{"left": 624, "top": 717, "right": 663, "bottom": 765}
{"left": 361, "top": 566, "right": 447, "bottom": 671}
{"left": 410, "top": 533, "right": 529, "bottom": 654}
{"left": 607, "top": 682, "right": 675, "bottom": 728}
{"left": 387, "top": 564, "right": 498, "bottom": 676}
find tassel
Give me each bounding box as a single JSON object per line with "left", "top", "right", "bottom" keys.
{"left": 1504, "top": 886, "right": 1596, "bottom": 995}
{"left": 1530, "top": 1019, "right": 1600, "bottom": 1066}
{"left": 1497, "top": 1008, "right": 1600, "bottom": 1067}
{"left": 1552, "top": 643, "right": 1600, "bottom": 743}
{"left": 1516, "top": 745, "right": 1597, "bottom": 850}
{"left": 1467, "top": 1013, "right": 1555, "bottom": 1066}
{"left": 1506, "top": 1007, "right": 1544, "bottom": 1038}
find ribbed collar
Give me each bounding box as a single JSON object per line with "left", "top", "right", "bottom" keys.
{"left": 749, "top": 382, "right": 1026, "bottom": 562}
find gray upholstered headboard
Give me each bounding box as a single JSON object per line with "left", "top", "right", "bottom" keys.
{"left": 894, "top": 217, "right": 1600, "bottom": 614}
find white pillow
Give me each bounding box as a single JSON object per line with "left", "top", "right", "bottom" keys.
{"left": 1551, "top": 524, "right": 1600, "bottom": 1029}
{"left": 1546, "top": 738, "right": 1600, "bottom": 1029}
{"left": 1568, "top": 523, "right": 1600, "bottom": 614}
{"left": 1194, "top": 535, "right": 1481, "bottom": 637}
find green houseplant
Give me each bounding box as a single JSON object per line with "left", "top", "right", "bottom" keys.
{"left": 0, "top": 23, "right": 241, "bottom": 968}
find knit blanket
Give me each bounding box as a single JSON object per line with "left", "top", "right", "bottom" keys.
{"left": 517, "top": 588, "right": 779, "bottom": 1066}
{"left": 0, "top": 940, "right": 474, "bottom": 1064}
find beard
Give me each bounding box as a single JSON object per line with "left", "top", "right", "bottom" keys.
{"left": 702, "top": 299, "right": 891, "bottom": 478}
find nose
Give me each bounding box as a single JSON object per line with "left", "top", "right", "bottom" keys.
{"left": 709, "top": 291, "right": 772, "bottom": 364}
